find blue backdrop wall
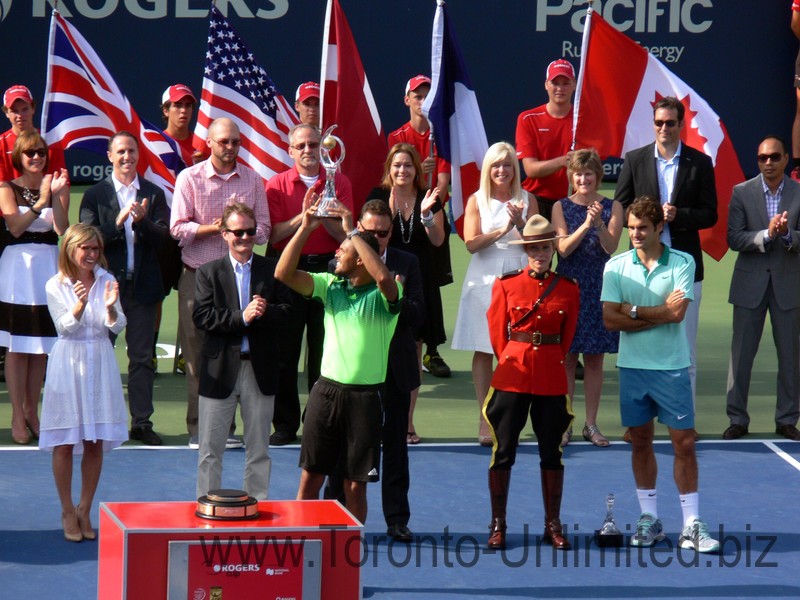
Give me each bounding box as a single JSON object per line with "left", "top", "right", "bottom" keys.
{"left": 0, "top": 0, "right": 794, "bottom": 186}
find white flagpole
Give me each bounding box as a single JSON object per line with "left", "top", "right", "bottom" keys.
{"left": 572, "top": 1, "right": 594, "bottom": 152}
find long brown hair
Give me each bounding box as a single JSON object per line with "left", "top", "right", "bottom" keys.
{"left": 380, "top": 143, "right": 427, "bottom": 192}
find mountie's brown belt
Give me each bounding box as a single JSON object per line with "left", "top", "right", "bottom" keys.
{"left": 509, "top": 331, "right": 561, "bottom": 345}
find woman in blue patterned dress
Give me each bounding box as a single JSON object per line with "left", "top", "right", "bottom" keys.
{"left": 551, "top": 149, "right": 623, "bottom": 446}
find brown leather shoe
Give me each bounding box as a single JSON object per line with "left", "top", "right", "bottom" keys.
{"left": 776, "top": 424, "right": 800, "bottom": 441}
{"left": 722, "top": 424, "right": 748, "bottom": 440}
{"left": 543, "top": 518, "right": 570, "bottom": 550}
{"left": 488, "top": 518, "right": 506, "bottom": 549}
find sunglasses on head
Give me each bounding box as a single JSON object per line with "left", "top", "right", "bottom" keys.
{"left": 653, "top": 119, "right": 678, "bottom": 129}
{"left": 225, "top": 228, "right": 257, "bottom": 238}
{"left": 360, "top": 227, "right": 390, "bottom": 239}
{"left": 757, "top": 153, "right": 784, "bottom": 163}
{"left": 22, "top": 148, "right": 46, "bottom": 158}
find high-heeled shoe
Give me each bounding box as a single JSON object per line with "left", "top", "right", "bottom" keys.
{"left": 76, "top": 505, "right": 96, "bottom": 541}
{"left": 25, "top": 419, "right": 39, "bottom": 440}
{"left": 62, "top": 510, "right": 82, "bottom": 543}
{"left": 11, "top": 421, "right": 31, "bottom": 445}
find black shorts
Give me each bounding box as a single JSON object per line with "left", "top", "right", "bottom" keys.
{"left": 795, "top": 48, "right": 800, "bottom": 88}
{"left": 300, "top": 377, "right": 383, "bottom": 482}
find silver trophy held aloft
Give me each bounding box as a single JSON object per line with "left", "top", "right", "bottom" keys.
{"left": 594, "top": 492, "right": 624, "bottom": 547}
{"left": 315, "top": 124, "right": 347, "bottom": 218}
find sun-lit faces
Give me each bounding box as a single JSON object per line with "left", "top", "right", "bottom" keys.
{"left": 390, "top": 152, "right": 416, "bottom": 187}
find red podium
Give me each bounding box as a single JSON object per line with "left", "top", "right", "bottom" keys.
{"left": 98, "top": 500, "right": 362, "bottom": 600}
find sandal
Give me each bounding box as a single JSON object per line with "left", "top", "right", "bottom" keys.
{"left": 560, "top": 426, "right": 572, "bottom": 447}
{"left": 582, "top": 424, "right": 610, "bottom": 447}
{"left": 406, "top": 431, "right": 421, "bottom": 445}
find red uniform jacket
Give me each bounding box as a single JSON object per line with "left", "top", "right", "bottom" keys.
{"left": 488, "top": 268, "right": 579, "bottom": 395}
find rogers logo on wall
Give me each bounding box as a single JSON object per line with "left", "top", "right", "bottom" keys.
{"left": 29, "top": 0, "right": 288, "bottom": 19}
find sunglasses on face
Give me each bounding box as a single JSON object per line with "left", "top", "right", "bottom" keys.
{"left": 757, "top": 153, "right": 784, "bottom": 163}
{"left": 22, "top": 148, "right": 46, "bottom": 158}
{"left": 360, "top": 227, "right": 390, "bottom": 239}
{"left": 225, "top": 228, "right": 257, "bottom": 238}
{"left": 653, "top": 119, "right": 678, "bottom": 129}
{"left": 291, "top": 142, "right": 320, "bottom": 151}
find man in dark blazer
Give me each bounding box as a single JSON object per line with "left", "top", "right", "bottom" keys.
{"left": 614, "top": 96, "right": 718, "bottom": 418}
{"left": 323, "top": 199, "right": 425, "bottom": 541}
{"left": 193, "top": 202, "right": 293, "bottom": 499}
{"left": 725, "top": 135, "right": 800, "bottom": 441}
{"left": 80, "top": 131, "right": 171, "bottom": 446}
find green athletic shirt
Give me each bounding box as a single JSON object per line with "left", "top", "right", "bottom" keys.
{"left": 310, "top": 272, "right": 402, "bottom": 385}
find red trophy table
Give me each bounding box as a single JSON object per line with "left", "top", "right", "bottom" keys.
{"left": 98, "top": 500, "right": 362, "bottom": 600}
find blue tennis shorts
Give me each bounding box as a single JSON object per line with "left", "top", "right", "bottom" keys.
{"left": 618, "top": 367, "right": 694, "bottom": 430}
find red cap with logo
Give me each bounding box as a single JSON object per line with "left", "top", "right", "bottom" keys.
{"left": 405, "top": 75, "right": 432, "bottom": 95}
{"left": 3, "top": 85, "right": 33, "bottom": 108}
{"left": 295, "top": 82, "right": 320, "bottom": 103}
{"left": 162, "top": 84, "right": 197, "bottom": 104}
{"left": 545, "top": 60, "right": 576, "bottom": 82}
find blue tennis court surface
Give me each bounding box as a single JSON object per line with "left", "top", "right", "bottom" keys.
{"left": 1, "top": 441, "right": 798, "bottom": 599}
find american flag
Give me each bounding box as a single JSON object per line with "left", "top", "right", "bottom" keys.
{"left": 195, "top": 5, "right": 299, "bottom": 181}
{"left": 41, "top": 11, "right": 180, "bottom": 197}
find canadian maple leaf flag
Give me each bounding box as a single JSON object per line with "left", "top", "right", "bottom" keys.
{"left": 320, "top": 0, "right": 387, "bottom": 215}
{"left": 573, "top": 8, "right": 744, "bottom": 261}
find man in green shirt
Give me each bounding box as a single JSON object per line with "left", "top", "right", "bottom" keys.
{"left": 276, "top": 198, "right": 401, "bottom": 523}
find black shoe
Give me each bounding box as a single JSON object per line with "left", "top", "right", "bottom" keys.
{"left": 423, "top": 353, "right": 451, "bottom": 378}
{"left": 574, "top": 359, "right": 585, "bottom": 381}
{"left": 130, "top": 426, "right": 163, "bottom": 446}
{"left": 722, "top": 424, "right": 748, "bottom": 440}
{"left": 269, "top": 431, "right": 298, "bottom": 446}
{"left": 776, "top": 423, "right": 800, "bottom": 441}
{"left": 387, "top": 523, "right": 413, "bottom": 543}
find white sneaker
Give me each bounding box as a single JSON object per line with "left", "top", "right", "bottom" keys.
{"left": 225, "top": 436, "right": 244, "bottom": 450}
{"left": 630, "top": 513, "right": 665, "bottom": 547}
{"left": 679, "top": 517, "right": 720, "bottom": 553}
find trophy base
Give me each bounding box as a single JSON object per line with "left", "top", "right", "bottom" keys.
{"left": 196, "top": 488, "right": 259, "bottom": 521}
{"left": 594, "top": 530, "right": 624, "bottom": 547}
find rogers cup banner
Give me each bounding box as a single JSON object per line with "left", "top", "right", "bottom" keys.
{"left": 573, "top": 8, "right": 744, "bottom": 261}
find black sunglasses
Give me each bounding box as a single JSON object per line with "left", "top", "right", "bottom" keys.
{"left": 360, "top": 228, "right": 391, "bottom": 239}
{"left": 225, "top": 228, "right": 257, "bottom": 238}
{"left": 653, "top": 119, "right": 678, "bottom": 129}
{"left": 22, "top": 148, "right": 47, "bottom": 158}
{"left": 757, "top": 153, "right": 784, "bottom": 163}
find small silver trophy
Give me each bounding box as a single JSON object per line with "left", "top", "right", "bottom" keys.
{"left": 594, "top": 492, "right": 623, "bottom": 547}
{"left": 316, "top": 124, "right": 347, "bottom": 218}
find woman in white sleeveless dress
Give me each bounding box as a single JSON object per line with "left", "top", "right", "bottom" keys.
{"left": 452, "top": 142, "right": 537, "bottom": 445}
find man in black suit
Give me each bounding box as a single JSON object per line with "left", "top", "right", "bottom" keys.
{"left": 193, "top": 203, "right": 293, "bottom": 500}
{"left": 323, "top": 199, "right": 425, "bottom": 541}
{"left": 80, "top": 131, "right": 171, "bottom": 446}
{"left": 614, "top": 96, "right": 718, "bottom": 416}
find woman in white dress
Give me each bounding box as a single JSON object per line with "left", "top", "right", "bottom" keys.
{"left": 0, "top": 131, "right": 69, "bottom": 444}
{"left": 452, "top": 142, "right": 538, "bottom": 445}
{"left": 39, "top": 224, "right": 127, "bottom": 542}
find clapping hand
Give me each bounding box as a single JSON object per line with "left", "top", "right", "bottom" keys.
{"left": 73, "top": 280, "right": 89, "bottom": 305}
{"left": 421, "top": 187, "right": 441, "bottom": 216}
{"left": 104, "top": 280, "right": 119, "bottom": 308}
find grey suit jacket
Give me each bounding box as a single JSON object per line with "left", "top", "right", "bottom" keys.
{"left": 727, "top": 175, "right": 800, "bottom": 310}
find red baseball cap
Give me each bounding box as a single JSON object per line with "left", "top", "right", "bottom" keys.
{"left": 162, "top": 84, "right": 197, "bottom": 104}
{"left": 405, "top": 75, "right": 432, "bottom": 95}
{"left": 545, "top": 59, "right": 576, "bottom": 82}
{"left": 295, "top": 82, "right": 320, "bottom": 103}
{"left": 3, "top": 85, "right": 33, "bottom": 108}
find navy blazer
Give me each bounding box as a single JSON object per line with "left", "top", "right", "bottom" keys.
{"left": 614, "top": 142, "right": 718, "bottom": 281}
{"left": 79, "top": 175, "right": 171, "bottom": 304}
{"left": 193, "top": 253, "right": 294, "bottom": 399}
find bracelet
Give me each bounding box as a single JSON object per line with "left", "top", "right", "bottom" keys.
{"left": 30, "top": 206, "right": 41, "bottom": 216}
{"left": 346, "top": 228, "right": 359, "bottom": 240}
{"left": 596, "top": 221, "right": 606, "bottom": 231}
{"left": 420, "top": 212, "right": 435, "bottom": 228}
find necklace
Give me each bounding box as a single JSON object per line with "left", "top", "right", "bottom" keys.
{"left": 397, "top": 206, "right": 414, "bottom": 244}
{"left": 21, "top": 186, "right": 39, "bottom": 207}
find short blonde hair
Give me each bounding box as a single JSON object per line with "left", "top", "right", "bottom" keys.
{"left": 58, "top": 223, "right": 107, "bottom": 280}
{"left": 475, "top": 142, "right": 522, "bottom": 211}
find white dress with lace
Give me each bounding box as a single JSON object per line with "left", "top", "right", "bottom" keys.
{"left": 38, "top": 267, "right": 128, "bottom": 453}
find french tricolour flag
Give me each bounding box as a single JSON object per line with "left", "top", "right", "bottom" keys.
{"left": 422, "top": 0, "right": 488, "bottom": 239}
{"left": 573, "top": 8, "right": 744, "bottom": 260}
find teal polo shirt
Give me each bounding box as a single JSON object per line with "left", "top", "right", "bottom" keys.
{"left": 601, "top": 245, "right": 695, "bottom": 370}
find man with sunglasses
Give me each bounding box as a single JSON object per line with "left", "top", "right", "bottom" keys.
{"left": 170, "top": 117, "right": 270, "bottom": 449}
{"left": 614, "top": 96, "right": 717, "bottom": 438}
{"left": 725, "top": 135, "right": 800, "bottom": 441}
{"left": 265, "top": 123, "right": 353, "bottom": 446}
{"left": 80, "top": 131, "right": 171, "bottom": 446}
{"left": 193, "top": 202, "right": 293, "bottom": 499}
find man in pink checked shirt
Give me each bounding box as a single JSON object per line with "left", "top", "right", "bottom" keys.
{"left": 170, "top": 117, "right": 271, "bottom": 449}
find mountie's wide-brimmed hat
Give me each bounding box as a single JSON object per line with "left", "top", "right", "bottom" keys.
{"left": 509, "top": 214, "right": 564, "bottom": 244}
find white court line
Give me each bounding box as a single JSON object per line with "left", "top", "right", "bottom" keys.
{"left": 763, "top": 440, "right": 800, "bottom": 473}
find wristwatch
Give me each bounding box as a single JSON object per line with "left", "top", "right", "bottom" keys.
{"left": 629, "top": 305, "right": 638, "bottom": 320}
{"left": 346, "top": 228, "right": 359, "bottom": 240}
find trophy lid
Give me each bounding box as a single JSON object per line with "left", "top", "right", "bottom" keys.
{"left": 206, "top": 489, "right": 250, "bottom": 503}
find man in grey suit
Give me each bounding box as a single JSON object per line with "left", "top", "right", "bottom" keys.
{"left": 193, "top": 202, "right": 293, "bottom": 499}
{"left": 80, "top": 131, "right": 171, "bottom": 446}
{"left": 725, "top": 135, "right": 800, "bottom": 441}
